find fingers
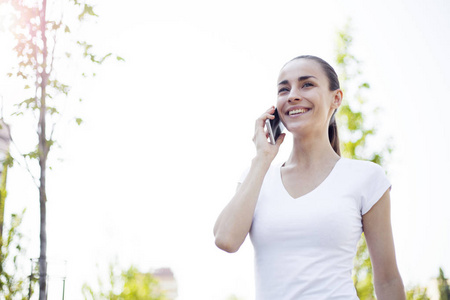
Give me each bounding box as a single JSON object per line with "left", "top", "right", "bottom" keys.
{"left": 255, "top": 106, "right": 276, "bottom": 128}
{"left": 260, "top": 106, "right": 276, "bottom": 119}
{"left": 262, "top": 106, "right": 276, "bottom": 120}
{"left": 253, "top": 106, "right": 280, "bottom": 141}
{"left": 251, "top": 107, "right": 285, "bottom": 161}
{"left": 264, "top": 106, "right": 276, "bottom": 114}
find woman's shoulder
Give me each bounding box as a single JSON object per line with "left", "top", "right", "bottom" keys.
{"left": 338, "top": 157, "right": 387, "bottom": 176}
{"left": 337, "top": 158, "right": 390, "bottom": 200}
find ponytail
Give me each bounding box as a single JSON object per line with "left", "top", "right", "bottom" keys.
{"left": 328, "top": 110, "right": 340, "bottom": 156}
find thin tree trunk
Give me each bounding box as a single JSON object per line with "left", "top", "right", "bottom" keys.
{"left": 38, "top": 175, "right": 47, "bottom": 300}
{"left": 38, "top": 0, "right": 49, "bottom": 299}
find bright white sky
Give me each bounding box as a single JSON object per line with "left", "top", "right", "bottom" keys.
{"left": 1, "top": 0, "right": 450, "bottom": 299}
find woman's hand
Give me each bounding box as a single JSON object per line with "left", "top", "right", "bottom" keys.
{"left": 253, "top": 106, "right": 286, "bottom": 162}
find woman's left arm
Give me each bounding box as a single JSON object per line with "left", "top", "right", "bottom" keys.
{"left": 362, "top": 189, "right": 406, "bottom": 300}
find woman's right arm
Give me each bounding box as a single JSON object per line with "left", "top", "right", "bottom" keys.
{"left": 213, "top": 107, "right": 285, "bottom": 253}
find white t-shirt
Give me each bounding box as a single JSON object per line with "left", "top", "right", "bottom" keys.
{"left": 238, "top": 158, "right": 391, "bottom": 300}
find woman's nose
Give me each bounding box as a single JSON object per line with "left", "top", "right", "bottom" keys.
{"left": 288, "top": 90, "right": 302, "bottom": 102}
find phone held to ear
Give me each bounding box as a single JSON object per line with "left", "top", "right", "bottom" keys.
{"left": 265, "top": 108, "right": 285, "bottom": 145}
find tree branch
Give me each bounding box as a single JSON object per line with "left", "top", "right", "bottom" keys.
{"left": 8, "top": 136, "right": 40, "bottom": 189}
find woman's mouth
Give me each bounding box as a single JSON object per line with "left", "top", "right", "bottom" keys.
{"left": 288, "top": 108, "right": 310, "bottom": 116}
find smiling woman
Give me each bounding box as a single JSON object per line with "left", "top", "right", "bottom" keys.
{"left": 277, "top": 55, "right": 341, "bottom": 156}
{"left": 213, "top": 55, "right": 406, "bottom": 300}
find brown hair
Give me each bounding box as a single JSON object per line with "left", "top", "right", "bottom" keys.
{"left": 290, "top": 55, "right": 341, "bottom": 155}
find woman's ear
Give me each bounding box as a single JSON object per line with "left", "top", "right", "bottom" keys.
{"left": 331, "top": 89, "right": 343, "bottom": 109}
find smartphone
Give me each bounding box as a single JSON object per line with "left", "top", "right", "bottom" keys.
{"left": 265, "top": 108, "right": 284, "bottom": 145}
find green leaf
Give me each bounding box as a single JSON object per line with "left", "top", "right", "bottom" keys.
{"left": 360, "top": 82, "right": 370, "bottom": 89}
{"left": 79, "top": 4, "right": 98, "bottom": 20}
{"left": 48, "top": 20, "right": 62, "bottom": 30}
{"left": 75, "top": 118, "right": 83, "bottom": 125}
{"left": 17, "top": 71, "right": 27, "bottom": 79}
{"left": 65, "top": 25, "right": 70, "bottom": 33}
{"left": 47, "top": 139, "right": 55, "bottom": 148}
{"left": 17, "top": 97, "right": 36, "bottom": 109}
{"left": 116, "top": 56, "right": 125, "bottom": 62}
{"left": 47, "top": 107, "right": 59, "bottom": 115}
{"left": 49, "top": 80, "right": 70, "bottom": 95}
{"left": 24, "top": 149, "right": 40, "bottom": 160}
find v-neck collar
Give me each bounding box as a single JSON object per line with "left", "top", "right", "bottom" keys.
{"left": 278, "top": 158, "right": 344, "bottom": 200}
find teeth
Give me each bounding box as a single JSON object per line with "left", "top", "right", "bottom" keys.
{"left": 289, "top": 108, "right": 309, "bottom": 115}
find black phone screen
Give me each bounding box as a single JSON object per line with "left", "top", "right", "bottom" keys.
{"left": 269, "top": 108, "right": 283, "bottom": 142}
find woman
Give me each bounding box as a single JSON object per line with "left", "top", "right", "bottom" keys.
{"left": 213, "top": 55, "right": 405, "bottom": 299}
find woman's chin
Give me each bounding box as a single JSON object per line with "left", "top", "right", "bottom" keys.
{"left": 284, "top": 123, "right": 308, "bottom": 134}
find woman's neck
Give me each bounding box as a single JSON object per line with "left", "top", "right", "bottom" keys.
{"left": 285, "top": 132, "right": 340, "bottom": 168}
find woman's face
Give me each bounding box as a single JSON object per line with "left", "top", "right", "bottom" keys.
{"left": 276, "top": 59, "right": 341, "bottom": 136}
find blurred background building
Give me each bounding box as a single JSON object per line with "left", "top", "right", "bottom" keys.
{"left": 153, "top": 267, "right": 178, "bottom": 300}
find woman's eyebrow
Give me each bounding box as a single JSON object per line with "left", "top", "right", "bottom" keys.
{"left": 278, "top": 75, "right": 317, "bottom": 86}
{"left": 298, "top": 75, "right": 317, "bottom": 81}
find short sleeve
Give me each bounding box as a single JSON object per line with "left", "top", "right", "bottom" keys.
{"left": 361, "top": 163, "right": 392, "bottom": 215}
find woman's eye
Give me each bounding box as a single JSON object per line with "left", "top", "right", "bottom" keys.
{"left": 278, "top": 87, "right": 289, "bottom": 94}
{"left": 302, "top": 82, "right": 313, "bottom": 88}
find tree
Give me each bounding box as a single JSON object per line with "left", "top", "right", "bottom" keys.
{"left": 1, "top": 0, "right": 122, "bottom": 298}
{"left": 406, "top": 285, "right": 429, "bottom": 300}
{"left": 0, "top": 120, "right": 35, "bottom": 299}
{"left": 334, "top": 21, "right": 434, "bottom": 300}
{"left": 0, "top": 210, "right": 37, "bottom": 299}
{"left": 352, "top": 235, "right": 375, "bottom": 299}
{"left": 334, "top": 22, "right": 392, "bottom": 299}
{"left": 437, "top": 267, "right": 450, "bottom": 300}
{"left": 82, "top": 264, "right": 168, "bottom": 300}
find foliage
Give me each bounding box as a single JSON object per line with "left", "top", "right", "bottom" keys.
{"left": 2, "top": 0, "right": 122, "bottom": 298}
{"left": 0, "top": 133, "right": 34, "bottom": 299}
{"left": 0, "top": 149, "right": 13, "bottom": 245}
{"left": 226, "top": 295, "right": 244, "bottom": 300}
{"left": 406, "top": 285, "right": 429, "bottom": 300}
{"left": 3, "top": 0, "right": 121, "bottom": 163}
{"left": 82, "top": 264, "right": 167, "bottom": 300}
{"left": 335, "top": 23, "right": 391, "bottom": 165}
{"left": 437, "top": 267, "right": 450, "bottom": 300}
{"left": 0, "top": 210, "right": 37, "bottom": 299}
{"left": 351, "top": 234, "right": 375, "bottom": 299}
{"left": 334, "top": 21, "right": 391, "bottom": 300}
{"left": 335, "top": 21, "right": 434, "bottom": 300}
